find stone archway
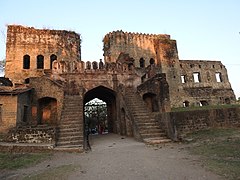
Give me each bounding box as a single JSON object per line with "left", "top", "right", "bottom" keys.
{"left": 83, "top": 86, "right": 117, "bottom": 135}
{"left": 38, "top": 97, "right": 57, "bottom": 125}
{"left": 143, "top": 93, "right": 159, "bottom": 112}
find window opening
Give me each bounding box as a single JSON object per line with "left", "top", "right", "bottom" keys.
{"left": 193, "top": 72, "right": 200, "bottom": 83}
{"left": 183, "top": 101, "right": 189, "bottom": 107}
{"left": 23, "top": 55, "right": 30, "bottom": 69}
{"left": 181, "top": 75, "right": 186, "bottom": 83}
{"left": 215, "top": 72, "right": 222, "bottom": 82}
{"left": 149, "top": 58, "right": 155, "bottom": 65}
{"left": 50, "top": 54, "right": 57, "bottom": 69}
{"left": 37, "top": 55, "right": 44, "bottom": 69}
{"left": 139, "top": 58, "right": 145, "bottom": 68}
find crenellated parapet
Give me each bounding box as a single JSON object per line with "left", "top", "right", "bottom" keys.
{"left": 103, "top": 30, "right": 177, "bottom": 68}
{"left": 5, "top": 25, "right": 81, "bottom": 84}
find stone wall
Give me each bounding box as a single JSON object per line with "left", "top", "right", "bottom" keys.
{"left": 178, "top": 60, "right": 235, "bottom": 106}
{"left": 137, "top": 73, "right": 170, "bottom": 113}
{"left": 158, "top": 107, "right": 240, "bottom": 140}
{"left": 30, "top": 77, "right": 64, "bottom": 125}
{"left": 103, "top": 31, "right": 176, "bottom": 67}
{"left": 3, "top": 125, "right": 56, "bottom": 144}
{"left": 0, "top": 95, "right": 17, "bottom": 133}
{"left": 5, "top": 25, "right": 81, "bottom": 84}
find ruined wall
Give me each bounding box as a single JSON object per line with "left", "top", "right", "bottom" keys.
{"left": 103, "top": 31, "right": 178, "bottom": 67}
{"left": 178, "top": 60, "right": 235, "bottom": 106}
{"left": 103, "top": 31, "right": 185, "bottom": 107}
{"left": 15, "top": 91, "right": 32, "bottom": 127}
{"left": 4, "top": 125, "right": 56, "bottom": 144}
{"left": 137, "top": 74, "right": 171, "bottom": 113}
{"left": 5, "top": 25, "right": 81, "bottom": 84}
{"left": 0, "top": 95, "right": 17, "bottom": 133}
{"left": 30, "top": 77, "right": 64, "bottom": 125}
{"left": 159, "top": 107, "right": 240, "bottom": 140}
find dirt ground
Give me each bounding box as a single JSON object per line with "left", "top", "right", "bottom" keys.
{"left": 1, "top": 134, "right": 223, "bottom": 180}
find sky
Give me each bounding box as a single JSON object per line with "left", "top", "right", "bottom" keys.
{"left": 0, "top": 0, "right": 240, "bottom": 98}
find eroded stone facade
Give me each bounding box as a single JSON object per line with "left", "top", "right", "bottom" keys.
{"left": 103, "top": 31, "right": 235, "bottom": 107}
{"left": 5, "top": 25, "right": 81, "bottom": 84}
{"left": 0, "top": 25, "right": 237, "bottom": 148}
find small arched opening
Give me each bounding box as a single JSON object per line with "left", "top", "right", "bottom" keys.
{"left": 139, "top": 58, "right": 145, "bottom": 68}
{"left": 143, "top": 93, "right": 159, "bottom": 112}
{"left": 50, "top": 54, "right": 57, "bottom": 69}
{"left": 225, "top": 98, "right": 231, "bottom": 104}
{"left": 38, "top": 97, "right": 57, "bottom": 125}
{"left": 183, "top": 101, "right": 190, "bottom": 107}
{"left": 200, "top": 100, "right": 209, "bottom": 106}
{"left": 37, "top": 55, "right": 44, "bottom": 69}
{"left": 23, "top": 55, "right": 30, "bottom": 69}
{"left": 150, "top": 58, "right": 155, "bottom": 65}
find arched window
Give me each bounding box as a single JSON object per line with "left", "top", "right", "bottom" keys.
{"left": 37, "top": 55, "right": 44, "bottom": 69}
{"left": 50, "top": 54, "right": 57, "bottom": 69}
{"left": 139, "top": 58, "right": 145, "bottom": 68}
{"left": 150, "top": 58, "right": 155, "bottom": 65}
{"left": 23, "top": 55, "right": 30, "bottom": 69}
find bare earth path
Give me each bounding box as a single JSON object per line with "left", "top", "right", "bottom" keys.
{"left": 3, "top": 134, "right": 222, "bottom": 180}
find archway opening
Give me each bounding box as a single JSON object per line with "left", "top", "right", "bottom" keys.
{"left": 38, "top": 97, "right": 57, "bottom": 125}
{"left": 143, "top": 93, "right": 159, "bottom": 112}
{"left": 85, "top": 98, "right": 108, "bottom": 135}
{"left": 50, "top": 54, "right": 57, "bottom": 69}
{"left": 84, "top": 86, "right": 117, "bottom": 136}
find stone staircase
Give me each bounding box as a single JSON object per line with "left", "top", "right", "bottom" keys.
{"left": 125, "top": 88, "right": 171, "bottom": 145}
{"left": 56, "top": 95, "right": 84, "bottom": 149}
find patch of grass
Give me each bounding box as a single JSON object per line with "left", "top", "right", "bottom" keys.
{"left": 185, "top": 128, "right": 240, "bottom": 180}
{"left": 0, "top": 153, "right": 52, "bottom": 170}
{"left": 172, "top": 104, "right": 240, "bottom": 112}
{"left": 23, "top": 164, "right": 80, "bottom": 180}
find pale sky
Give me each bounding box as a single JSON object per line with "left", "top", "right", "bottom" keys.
{"left": 0, "top": 0, "right": 240, "bottom": 98}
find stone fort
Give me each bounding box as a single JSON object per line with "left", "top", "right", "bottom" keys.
{"left": 0, "top": 25, "right": 237, "bottom": 150}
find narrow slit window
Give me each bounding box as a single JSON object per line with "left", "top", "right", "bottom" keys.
{"left": 215, "top": 72, "right": 222, "bottom": 82}
{"left": 193, "top": 72, "right": 201, "bottom": 83}
{"left": 181, "top": 75, "right": 186, "bottom": 83}
{"left": 139, "top": 58, "right": 145, "bottom": 68}
{"left": 0, "top": 104, "right": 2, "bottom": 123}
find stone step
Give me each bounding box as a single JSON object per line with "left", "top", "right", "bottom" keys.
{"left": 61, "top": 115, "right": 81, "bottom": 123}
{"left": 62, "top": 109, "right": 82, "bottom": 112}
{"left": 141, "top": 132, "right": 166, "bottom": 139}
{"left": 58, "top": 127, "right": 82, "bottom": 133}
{"left": 54, "top": 145, "right": 84, "bottom": 153}
{"left": 137, "top": 122, "right": 158, "bottom": 126}
{"left": 131, "top": 111, "right": 151, "bottom": 114}
{"left": 56, "top": 140, "right": 83, "bottom": 147}
{"left": 138, "top": 125, "right": 160, "bottom": 130}
{"left": 60, "top": 120, "right": 81, "bottom": 125}
{"left": 143, "top": 137, "right": 172, "bottom": 145}
{"left": 62, "top": 110, "right": 82, "bottom": 116}
{"left": 139, "top": 128, "right": 163, "bottom": 134}
{"left": 58, "top": 134, "right": 83, "bottom": 142}
{"left": 59, "top": 131, "right": 83, "bottom": 137}
{"left": 132, "top": 116, "right": 154, "bottom": 120}
{"left": 59, "top": 123, "right": 82, "bottom": 129}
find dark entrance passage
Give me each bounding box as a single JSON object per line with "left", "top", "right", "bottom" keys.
{"left": 83, "top": 86, "right": 117, "bottom": 149}
{"left": 38, "top": 97, "right": 57, "bottom": 125}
